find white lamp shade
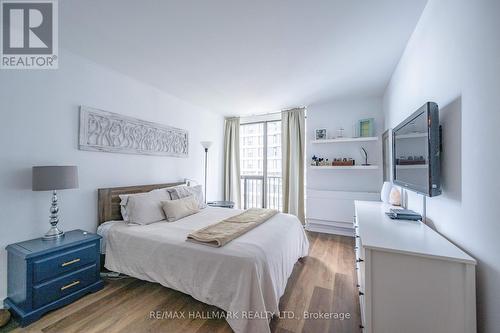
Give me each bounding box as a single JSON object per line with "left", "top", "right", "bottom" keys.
{"left": 200, "top": 141, "right": 212, "bottom": 149}
{"left": 380, "top": 181, "right": 392, "bottom": 203}
{"left": 389, "top": 187, "right": 402, "bottom": 206}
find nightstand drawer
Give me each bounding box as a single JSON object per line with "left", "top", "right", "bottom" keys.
{"left": 33, "top": 264, "right": 98, "bottom": 308}
{"left": 33, "top": 243, "right": 98, "bottom": 283}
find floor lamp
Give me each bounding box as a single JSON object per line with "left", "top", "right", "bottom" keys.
{"left": 200, "top": 141, "right": 212, "bottom": 203}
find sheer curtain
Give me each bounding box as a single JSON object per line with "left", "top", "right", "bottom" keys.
{"left": 223, "top": 117, "right": 241, "bottom": 208}
{"left": 281, "top": 108, "right": 305, "bottom": 223}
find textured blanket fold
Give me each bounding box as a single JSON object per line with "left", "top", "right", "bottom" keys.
{"left": 187, "top": 208, "right": 278, "bottom": 247}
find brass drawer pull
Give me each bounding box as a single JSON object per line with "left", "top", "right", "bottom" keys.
{"left": 61, "top": 280, "right": 80, "bottom": 291}
{"left": 61, "top": 258, "right": 80, "bottom": 267}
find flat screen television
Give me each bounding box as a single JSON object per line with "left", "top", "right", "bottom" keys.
{"left": 393, "top": 102, "right": 442, "bottom": 197}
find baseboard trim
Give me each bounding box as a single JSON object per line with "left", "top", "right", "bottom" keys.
{"left": 305, "top": 223, "right": 354, "bottom": 237}
{"left": 305, "top": 218, "right": 353, "bottom": 229}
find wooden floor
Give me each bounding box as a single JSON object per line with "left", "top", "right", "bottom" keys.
{"left": 4, "top": 232, "right": 360, "bottom": 333}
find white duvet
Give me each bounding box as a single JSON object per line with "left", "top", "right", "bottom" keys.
{"left": 102, "top": 207, "right": 309, "bottom": 333}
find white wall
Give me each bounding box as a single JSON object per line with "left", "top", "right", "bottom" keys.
{"left": 383, "top": 1, "right": 500, "bottom": 331}
{"left": 0, "top": 49, "right": 224, "bottom": 303}
{"left": 306, "top": 97, "right": 384, "bottom": 192}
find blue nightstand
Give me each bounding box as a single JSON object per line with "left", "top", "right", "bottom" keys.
{"left": 3, "top": 230, "right": 104, "bottom": 326}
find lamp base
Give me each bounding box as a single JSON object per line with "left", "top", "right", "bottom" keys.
{"left": 43, "top": 190, "right": 65, "bottom": 240}
{"left": 43, "top": 225, "right": 65, "bottom": 240}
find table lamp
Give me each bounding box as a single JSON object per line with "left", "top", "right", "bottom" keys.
{"left": 32, "top": 166, "right": 79, "bottom": 240}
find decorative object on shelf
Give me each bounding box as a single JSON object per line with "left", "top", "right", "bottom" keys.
{"left": 389, "top": 187, "right": 402, "bottom": 206}
{"left": 311, "top": 155, "right": 318, "bottom": 166}
{"left": 311, "top": 155, "right": 326, "bottom": 166}
{"left": 332, "top": 158, "right": 355, "bottom": 166}
{"left": 380, "top": 181, "right": 392, "bottom": 203}
{"left": 32, "top": 166, "right": 79, "bottom": 240}
{"left": 313, "top": 155, "right": 359, "bottom": 166}
{"left": 315, "top": 128, "right": 327, "bottom": 140}
{"left": 357, "top": 118, "right": 375, "bottom": 137}
{"left": 79, "top": 106, "right": 189, "bottom": 157}
{"left": 313, "top": 155, "right": 376, "bottom": 167}
{"left": 0, "top": 309, "right": 10, "bottom": 328}
{"left": 200, "top": 141, "right": 212, "bottom": 203}
{"left": 337, "top": 127, "right": 345, "bottom": 138}
{"left": 360, "top": 147, "right": 370, "bottom": 165}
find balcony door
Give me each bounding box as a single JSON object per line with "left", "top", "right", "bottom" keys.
{"left": 240, "top": 121, "right": 282, "bottom": 210}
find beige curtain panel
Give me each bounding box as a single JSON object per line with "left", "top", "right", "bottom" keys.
{"left": 282, "top": 108, "right": 305, "bottom": 223}
{"left": 223, "top": 117, "right": 242, "bottom": 208}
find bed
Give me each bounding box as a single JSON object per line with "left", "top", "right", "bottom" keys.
{"left": 97, "top": 182, "right": 309, "bottom": 333}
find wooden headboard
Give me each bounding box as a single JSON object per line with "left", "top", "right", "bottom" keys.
{"left": 97, "top": 182, "right": 185, "bottom": 224}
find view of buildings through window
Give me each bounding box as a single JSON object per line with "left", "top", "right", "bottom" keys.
{"left": 240, "top": 121, "right": 282, "bottom": 210}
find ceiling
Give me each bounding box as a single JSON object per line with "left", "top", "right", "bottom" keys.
{"left": 60, "top": 0, "right": 427, "bottom": 116}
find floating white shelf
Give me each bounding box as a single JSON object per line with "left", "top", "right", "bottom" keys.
{"left": 311, "top": 136, "right": 378, "bottom": 144}
{"left": 395, "top": 132, "right": 427, "bottom": 139}
{"left": 396, "top": 164, "right": 428, "bottom": 169}
{"left": 309, "top": 165, "right": 379, "bottom": 170}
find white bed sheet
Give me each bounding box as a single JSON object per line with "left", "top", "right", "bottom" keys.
{"left": 97, "top": 220, "right": 122, "bottom": 254}
{"left": 102, "top": 207, "right": 309, "bottom": 333}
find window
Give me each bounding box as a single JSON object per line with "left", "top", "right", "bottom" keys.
{"left": 240, "top": 121, "right": 282, "bottom": 210}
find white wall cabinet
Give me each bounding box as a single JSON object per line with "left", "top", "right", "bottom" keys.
{"left": 306, "top": 190, "right": 379, "bottom": 236}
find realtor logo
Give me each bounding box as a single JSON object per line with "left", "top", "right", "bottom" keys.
{"left": 1, "top": 0, "right": 58, "bottom": 69}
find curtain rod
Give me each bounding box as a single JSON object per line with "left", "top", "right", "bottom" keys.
{"left": 241, "top": 106, "right": 307, "bottom": 118}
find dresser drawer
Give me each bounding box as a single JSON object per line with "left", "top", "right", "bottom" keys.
{"left": 32, "top": 264, "right": 98, "bottom": 308}
{"left": 33, "top": 243, "right": 98, "bottom": 283}
{"left": 359, "top": 291, "right": 366, "bottom": 331}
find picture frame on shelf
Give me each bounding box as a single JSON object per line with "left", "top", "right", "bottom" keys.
{"left": 315, "top": 128, "right": 327, "bottom": 140}
{"left": 357, "top": 118, "right": 375, "bottom": 137}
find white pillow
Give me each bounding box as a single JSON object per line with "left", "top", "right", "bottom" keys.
{"left": 119, "top": 198, "right": 130, "bottom": 222}
{"left": 119, "top": 188, "right": 171, "bottom": 222}
{"left": 166, "top": 185, "right": 184, "bottom": 200}
{"left": 125, "top": 190, "right": 171, "bottom": 225}
{"left": 161, "top": 196, "right": 200, "bottom": 222}
{"left": 169, "top": 185, "right": 206, "bottom": 209}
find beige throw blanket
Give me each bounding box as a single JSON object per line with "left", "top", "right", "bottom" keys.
{"left": 187, "top": 208, "right": 278, "bottom": 247}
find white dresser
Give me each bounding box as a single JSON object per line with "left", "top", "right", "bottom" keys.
{"left": 354, "top": 201, "right": 476, "bottom": 333}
